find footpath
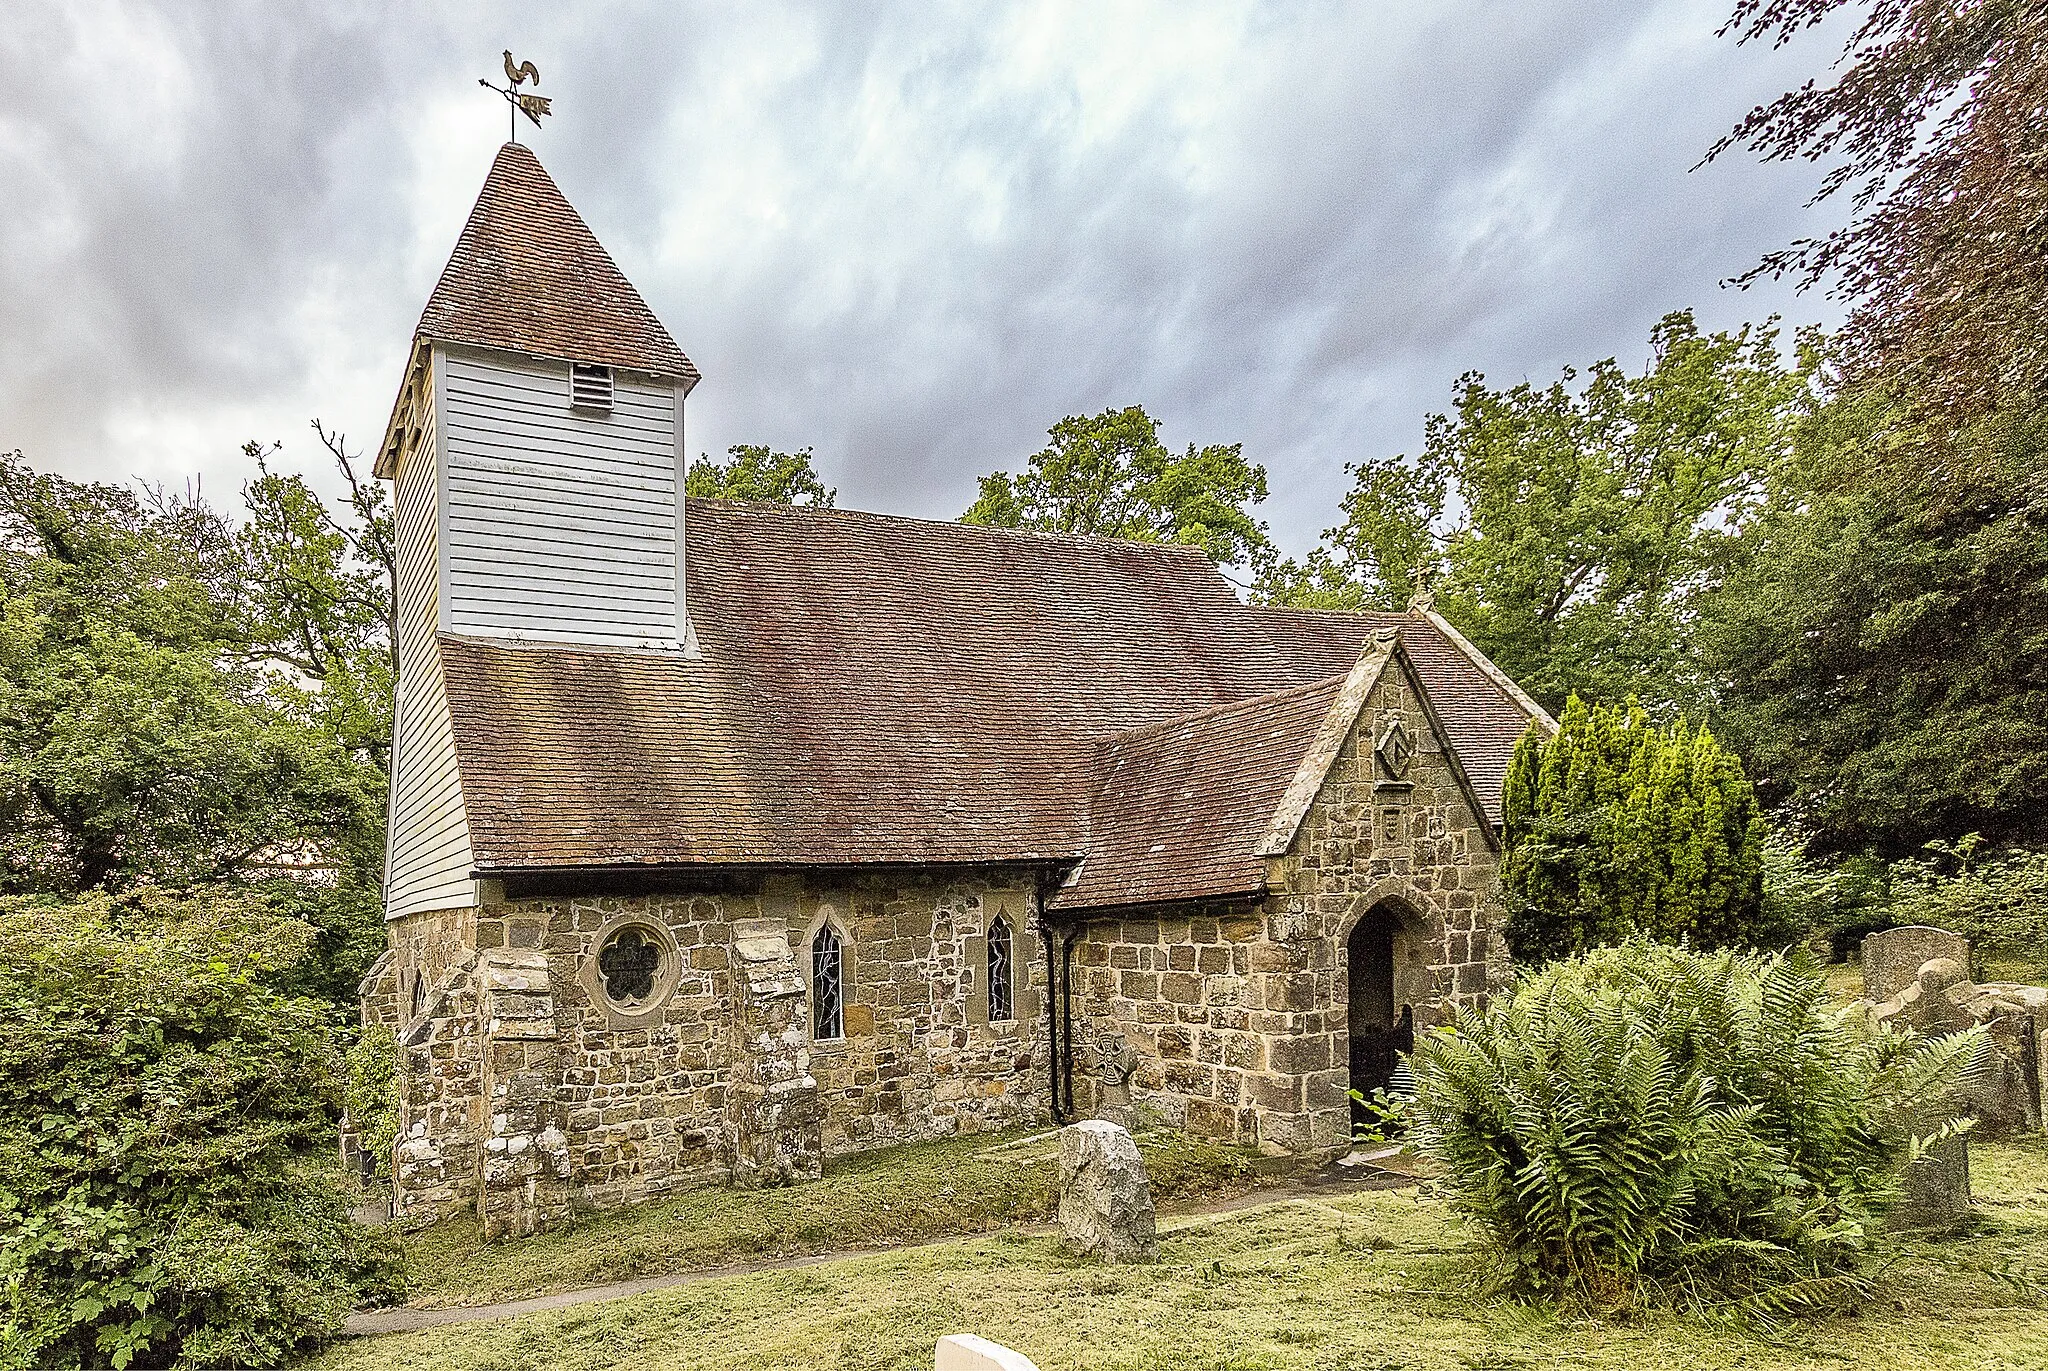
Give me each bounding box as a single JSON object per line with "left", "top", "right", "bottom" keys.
{"left": 344, "top": 1168, "right": 1412, "bottom": 1337}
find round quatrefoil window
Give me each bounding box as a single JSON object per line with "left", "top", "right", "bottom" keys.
{"left": 578, "top": 915, "right": 683, "bottom": 1026}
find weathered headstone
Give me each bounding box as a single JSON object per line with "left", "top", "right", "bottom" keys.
{"left": 1863, "top": 926, "right": 1972, "bottom": 1004}
{"left": 1094, "top": 1031, "right": 1139, "bottom": 1131}
{"left": 935, "top": 1334, "right": 1041, "bottom": 1371}
{"left": 1890, "top": 1129, "right": 1973, "bottom": 1233}
{"left": 1056, "top": 1120, "right": 1159, "bottom": 1263}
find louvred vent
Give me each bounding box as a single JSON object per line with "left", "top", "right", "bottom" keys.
{"left": 570, "top": 362, "right": 614, "bottom": 411}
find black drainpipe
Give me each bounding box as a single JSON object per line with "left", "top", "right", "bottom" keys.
{"left": 1039, "top": 874, "right": 1080, "bottom": 1124}
{"left": 1057, "top": 927, "right": 1078, "bottom": 1120}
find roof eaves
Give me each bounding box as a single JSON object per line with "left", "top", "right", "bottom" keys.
{"left": 1422, "top": 607, "right": 1557, "bottom": 733}
{"left": 1396, "top": 634, "right": 1504, "bottom": 852}
{"left": 372, "top": 337, "right": 431, "bottom": 480}
{"left": 1253, "top": 626, "right": 1401, "bottom": 859}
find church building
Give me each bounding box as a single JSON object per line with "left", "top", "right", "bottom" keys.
{"left": 357, "top": 141, "right": 1551, "bottom": 1237}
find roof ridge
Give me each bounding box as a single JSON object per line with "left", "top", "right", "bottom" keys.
{"left": 687, "top": 496, "right": 1222, "bottom": 562}
{"left": 1248, "top": 603, "right": 1409, "bottom": 622}
{"left": 1092, "top": 672, "right": 1347, "bottom": 749}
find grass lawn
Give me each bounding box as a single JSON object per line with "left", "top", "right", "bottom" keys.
{"left": 320, "top": 1137, "right": 2048, "bottom": 1371}
{"left": 398, "top": 1128, "right": 1263, "bottom": 1309}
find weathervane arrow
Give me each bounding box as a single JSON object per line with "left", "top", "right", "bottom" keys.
{"left": 478, "top": 50, "right": 552, "bottom": 142}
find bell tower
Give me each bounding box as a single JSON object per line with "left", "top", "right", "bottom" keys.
{"left": 375, "top": 142, "right": 699, "bottom": 918}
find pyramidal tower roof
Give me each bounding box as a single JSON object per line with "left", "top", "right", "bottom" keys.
{"left": 413, "top": 142, "right": 697, "bottom": 382}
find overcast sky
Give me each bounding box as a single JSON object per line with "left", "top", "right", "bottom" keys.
{"left": 0, "top": 1, "right": 1851, "bottom": 555}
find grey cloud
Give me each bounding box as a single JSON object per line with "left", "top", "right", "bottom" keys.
{"left": 0, "top": 1, "right": 1844, "bottom": 553}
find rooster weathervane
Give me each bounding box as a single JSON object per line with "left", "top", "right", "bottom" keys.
{"left": 479, "top": 51, "right": 552, "bottom": 141}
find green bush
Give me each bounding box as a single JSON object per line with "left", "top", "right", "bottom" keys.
{"left": 1760, "top": 836, "right": 1889, "bottom": 961}
{"left": 1500, "top": 697, "right": 1779, "bottom": 963}
{"left": 1410, "top": 942, "right": 1981, "bottom": 1313}
{"left": 0, "top": 888, "right": 402, "bottom": 1369}
{"left": 343, "top": 1023, "right": 399, "bottom": 1184}
{"left": 1884, "top": 836, "right": 2048, "bottom": 971}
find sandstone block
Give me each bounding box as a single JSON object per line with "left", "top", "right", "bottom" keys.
{"left": 1056, "top": 1121, "right": 1159, "bottom": 1263}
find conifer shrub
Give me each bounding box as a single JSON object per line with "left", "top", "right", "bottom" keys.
{"left": 1500, "top": 697, "right": 1779, "bottom": 963}
{"left": 0, "top": 889, "right": 403, "bottom": 1369}
{"left": 1410, "top": 942, "right": 1982, "bottom": 1314}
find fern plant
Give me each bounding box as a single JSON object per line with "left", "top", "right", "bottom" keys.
{"left": 1410, "top": 941, "right": 1983, "bottom": 1313}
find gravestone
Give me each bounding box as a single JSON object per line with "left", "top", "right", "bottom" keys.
{"left": 1056, "top": 1120, "right": 1159, "bottom": 1263}
{"left": 1890, "top": 1129, "right": 1973, "bottom": 1232}
{"left": 935, "top": 1334, "right": 1040, "bottom": 1371}
{"left": 725, "top": 918, "right": 822, "bottom": 1187}
{"left": 1863, "top": 926, "right": 1972, "bottom": 1004}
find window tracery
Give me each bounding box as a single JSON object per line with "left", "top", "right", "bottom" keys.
{"left": 987, "top": 913, "right": 1014, "bottom": 1022}
{"left": 812, "top": 922, "right": 844, "bottom": 1040}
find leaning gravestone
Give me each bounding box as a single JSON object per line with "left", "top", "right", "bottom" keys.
{"left": 1864, "top": 925, "right": 1972, "bottom": 1004}
{"left": 1057, "top": 1120, "right": 1159, "bottom": 1263}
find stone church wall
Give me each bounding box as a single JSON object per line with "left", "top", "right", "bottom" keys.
{"left": 1067, "top": 655, "right": 1507, "bottom": 1157}
{"left": 383, "top": 868, "right": 1050, "bottom": 1226}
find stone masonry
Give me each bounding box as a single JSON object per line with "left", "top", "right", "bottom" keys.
{"left": 1066, "top": 652, "right": 1506, "bottom": 1156}
{"left": 377, "top": 868, "right": 1050, "bottom": 1226}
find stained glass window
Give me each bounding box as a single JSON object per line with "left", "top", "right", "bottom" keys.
{"left": 987, "top": 913, "right": 1014, "bottom": 1022}
{"left": 597, "top": 927, "right": 660, "bottom": 1007}
{"left": 812, "top": 923, "right": 844, "bottom": 1040}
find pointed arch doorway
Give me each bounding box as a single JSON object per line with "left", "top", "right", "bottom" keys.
{"left": 1346, "top": 901, "right": 1415, "bottom": 1128}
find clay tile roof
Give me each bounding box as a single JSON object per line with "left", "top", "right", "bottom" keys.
{"left": 415, "top": 142, "right": 697, "bottom": 381}
{"left": 1243, "top": 605, "right": 1535, "bottom": 824}
{"left": 439, "top": 503, "right": 1539, "bottom": 891}
{"left": 444, "top": 500, "right": 1296, "bottom": 872}
{"left": 1054, "top": 677, "right": 1346, "bottom": 911}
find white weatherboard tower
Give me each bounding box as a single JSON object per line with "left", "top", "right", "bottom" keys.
{"left": 373, "top": 142, "right": 701, "bottom": 921}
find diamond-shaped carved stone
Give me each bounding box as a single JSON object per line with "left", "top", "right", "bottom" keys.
{"left": 1375, "top": 718, "right": 1416, "bottom": 781}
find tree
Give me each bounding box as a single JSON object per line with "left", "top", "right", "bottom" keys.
{"left": 1261, "top": 313, "right": 1813, "bottom": 713}
{"left": 0, "top": 888, "right": 402, "bottom": 1368}
{"left": 0, "top": 439, "right": 392, "bottom": 1003}
{"left": 1697, "top": 395, "right": 2048, "bottom": 856}
{"left": 686, "top": 444, "right": 835, "bottom": 507}
{"left": 1500, "top": 697, "right": 1773, "bottom": 964}
{"left": 1712, "top": 0, "right": 2048, "bottom": 425}
{"left": 962, "top": 406, "right": 1275, "bottom": 574}
{"left": 1700, "top": 2, "right": 2048, "bottom": 859}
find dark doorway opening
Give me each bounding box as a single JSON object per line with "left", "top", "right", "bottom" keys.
{"left": 1346, "top": 905, "right": 1413, "bottom": 1130}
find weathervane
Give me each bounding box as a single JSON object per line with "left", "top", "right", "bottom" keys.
{"left": 479, "top": 50, "right": 551, "bottom": 142}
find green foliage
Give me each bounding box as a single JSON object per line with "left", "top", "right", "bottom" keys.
{"left": 1760, "top": 836, "right": 1888, "bottom": 961}
{"left": 0, "top": 443, "right": 392, "bottom": 1003}
{"left": 0, "top": 888, "right": 403, "bottom": 1368}
{"left": 1500, "top": 697, "right": 1774, "bottom": 964}
{"left": 1884, "top": 836, "right": 2048, "bottom": 970}
{"left": 685, "top": 445, "right": 835, "bottom": 507}
{"left": 1411, "top": 941, "right": 1984, "bottom": 1312}
{"left": 962, "top": 405, "right": 1273, "bottom": 572}
{"left": 1698, "top": 397, "right": 2048, "bottom": 855}
{"left": 1261, "top": 312, "right": 1814, "bottom": 713}
{"left": 344, "top": 1024, "right": 400, "bottom": 1185}
{"left": 1347, "top": 1087, "right": 1414, "bottom": 1146}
